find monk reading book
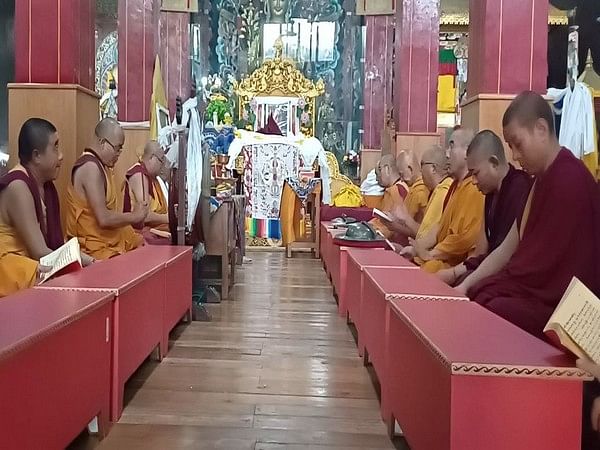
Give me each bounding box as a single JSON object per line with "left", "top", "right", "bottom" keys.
{"left": 66, "top": 118, "right": 146, "bottom": 260}
{"left": 436, "top": 130, "right": 532, "bottom": 285}
{"left": 385, "top": 145, "right": 453, "bottom": 242}
{"left": 369, "top": 154, "right": 409, "bottom": 240}
{"left": 123, "top": 141, "right": 170, "bottom": 244}
{"left": 401, "top": 129, "right": 484, "bottom": 273}
{"left": 457, "top": 91, "right": 600, "bottom": 340}
{"left": 397, "top": 150, "right": 430, "bottom": 223}
{"left": 0, "top": 118, "right": 92, "bottom": 297}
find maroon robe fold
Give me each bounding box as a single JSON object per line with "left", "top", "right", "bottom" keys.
{"left": 469, "top": 149, "right": 600, "bottom": 340}
{"left": 0, "top": 169, "right": 63, "bottom": 250}
{"left": 257, "top": 114, "right": 283, "bottom": 136}
{"left": 463, "top": 165, "right": 533, "bottom": 271}
{"left": 123, "top": 162, "right": 154, "bottom": 230}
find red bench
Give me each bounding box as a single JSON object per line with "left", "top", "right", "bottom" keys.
{"left": 36, "top": 245, "right": 185, "bottom": 420}
{"left": 127, "top": 245, "right": 192, "bottom": 355}
{"left": 386, "top": 299, "right": 589, "bottom": 450}
{"left": 345, "top": 248, "right": 416, "bottom": 346}
{"left": 0, "top": 288, "right": 114, "bottom": 449}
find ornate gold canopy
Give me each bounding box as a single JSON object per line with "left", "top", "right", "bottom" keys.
{"left": 235, "top": 39, "right": 325, "bottom": 136}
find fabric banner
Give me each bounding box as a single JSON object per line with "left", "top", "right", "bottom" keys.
{"left": 246, "top": 218, "right": 282, "bottom": 239}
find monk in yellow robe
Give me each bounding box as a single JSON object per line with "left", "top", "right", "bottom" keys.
{"left": 66, "top": 118, "right": 147, "bottom": 260}
{"left": 397, "top": 150, "right": 430, "bottom": 223}
{"left": 123, "top": 141, "right": 170, "bottom": 244}
{"left": 370, "top": 154, "right": 409, "bottom": 239}
{"left": 404, "top": 129, "right": 484, "bottom": 273}
{"left": 384, "top": 145, "right": 453, "bottom": 246}
{"left": 0, "top": 118, "right": 92, "bottom": 297}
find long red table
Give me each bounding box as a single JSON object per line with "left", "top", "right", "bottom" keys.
{"left": 386, "top": 299, "right": 590, "bottom": 450}
{"left": 345, "top": 248, "right": 416, "bottom": 334}
{"left": 0, "top": 288, "right": 114, "bottom": 449}
{"left": 126, "top": 245, "right": 192, "bottom": 355}
{"left": 36, "top": 246, "right": 178, "bottom": 420}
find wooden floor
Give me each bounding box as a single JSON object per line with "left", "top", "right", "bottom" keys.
{"left": 73, "top": 252, "right": 401, "bottom": 450}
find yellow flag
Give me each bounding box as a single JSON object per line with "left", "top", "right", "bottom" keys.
{"left": 150, "top": 55, "right": 168, "bottom": 140}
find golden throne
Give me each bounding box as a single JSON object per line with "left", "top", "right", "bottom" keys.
{"left": 235, "top": 38, "right": 325, "bottom": 137}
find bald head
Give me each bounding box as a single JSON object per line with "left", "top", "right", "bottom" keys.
{"left": 376, "top": 154, "right": 401, "bottom": 188}
{"left": 397, "top": 150, "right": 421, "bottom": 185}
{"left": 143, "top": 140, "right": 166, "bottom": 177}
{"left": 467, "top": 130, "right": 507, "bottom": 164}
{"left": 93, "top": 118, "right": 125, "bottom": 167}
{"left": 502, "top": 90, "right": 555, "bottom": 135}
{"left": 448, "top": 128, "right": 474, "bottom": 179}
{"left": 467, "top": 131, "right": 511, "bottom": 195}
{"left": 421, "top": 145, "right": 448, "bottom": 191}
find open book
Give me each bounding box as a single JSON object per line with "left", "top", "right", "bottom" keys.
{"left": 38, "top": 237, "right": 82, "bottom": 283}
{"left": 373, "top": 208, "right": 393, "bottom": 222}
{"left": 544, "top": 277, "right": 600, "bottom": 364}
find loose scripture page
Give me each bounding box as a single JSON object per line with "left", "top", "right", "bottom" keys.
{"left": 38, "top": 237, "right": 82, "bottom": 283}
{"left": 544, "top": 277, "right": 600, "bottom": 364}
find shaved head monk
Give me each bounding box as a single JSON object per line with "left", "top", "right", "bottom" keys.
{"left": 66, "top": 118, "right": 146, "bottom": 260}
{"left": 437, "top": 130, "right": 532, "bottom": 285}
{"left": 123, "top": 141, "right": 170, "bottom": 244}
{"left": 386, "top": 145, "right": 452, "bottom": 241}
{"left": 371, "top": 154, "right": 409, "bottom": 239}
{"left": 397, "top": 150, "right": 430, "bottom": 223}
{"left": 0, "top": 119, "right": 92, "bottom": 296}
{"left": 407, "top": 128, "right": 484, "bottom": 273}
{"left": 457, "top": 91, "right": 600, "bottom": 339}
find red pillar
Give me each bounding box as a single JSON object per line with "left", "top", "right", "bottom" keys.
{"left": 118, "top": 0, "right": 160, "bottom": 122}
{"left": 14, "top": 0, "right": 95, "bottom": 90}
{"left": 462, "top": 0, "right": 548, "bottom": 135}
{"left": 159, "top": 11, "right": 191, "bottom": 116}
{"left": 392, "top": 0, "right": 440, "bottom": 158}
{"left": 468, "top": 0, "right": 548, "bottom": 96}
{"left": 363, "top": 15, "right": 395, "bottom": 151}
{"left": 393, "top": 0, "right": 439, "bottom": 134}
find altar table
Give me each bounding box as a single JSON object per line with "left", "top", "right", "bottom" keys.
{"left": 386, "top": 299, "right": 589, "bottom": 450}
{"left": 37, "top": 246, "right": 171, "bottom": 420}
{"left": 0, "top": 288, "right": 114, "bottom": 449}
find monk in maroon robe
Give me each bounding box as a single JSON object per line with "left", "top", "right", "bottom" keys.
{"left": 437, "top": 130, "right": 532, "bottom": 285}
{"left": 457, "top": 91, "right": 600, "bottom": 340}
{"left": 0, "top": 118, "right": 93, "bottom": 296}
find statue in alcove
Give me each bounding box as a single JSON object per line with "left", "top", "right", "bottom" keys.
{"left": 264, "top": 0, "right": 292, "bottom": 23}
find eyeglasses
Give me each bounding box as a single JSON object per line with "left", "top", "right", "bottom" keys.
{"left": 102, "top": 138, "right": 123, "bottom": 153}
{"left": 153, "top": 154, "right": 166, "bottom": 165}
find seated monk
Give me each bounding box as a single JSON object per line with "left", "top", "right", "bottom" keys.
{"left": 66, "top": 118, "right": 147, "bottom": 260}
{"left": 385, "top": 145, "right": 452, "bottom": 241}
{"left": 457, "top": 91, "right": 600, "bottom": 340}
{"left": 403, "top": 128, "right": 484, "bottom": 273}
{"left": 0, "top": 118, "right": 92, "bottom": 297}
{"left": 370, "top": 154, "right": 409, "bottom": 240}
{"left": 123, "top": 141, "right": 170, "bottom": 245}
{"left": 437, "top": 130, "right": 532, "bottom": 285}
{"left": 397, "top": 150, "right": 430, "bottom": 223}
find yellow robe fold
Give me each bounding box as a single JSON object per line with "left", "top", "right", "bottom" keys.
{"left": 66, "top": 155, "right": 143, "bottom": 260}
{"left": 419, "top": 176, "right": 484, "bottom": 273}
{"left": 125, "top": 163, "right": 169, "bottom": 232}
{"left": 415, "top": 177, "right": 453, "bottom": 240}
{"left": 404, "top": 177, "right": 430, "bottom": 222}
{"left": 369, "top": 180, "right": 409, "bottom": 239}
{"left": 0, "top": 223, "right": 38, "bottom": 297}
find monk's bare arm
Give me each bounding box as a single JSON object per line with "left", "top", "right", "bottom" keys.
{"left": 6, "top": 181, "right": 54, "bottom": 260}
{"left": 129, "top": 173, "right": 168, "bottom": 225}
{"left": 77, "top": 163, "right": 146, "bottom": 229}
{"left": 457, "top": 220, "right": 519, "bottom": 293}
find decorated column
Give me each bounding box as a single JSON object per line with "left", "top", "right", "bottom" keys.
{"left": 393, "top": 0, "right": 441, "bottom": 159}
{"left": 10, "top": 0, "right": 98, "bottom": 207}
{"left": 461, "top": 0, "right": 549, "bottom": 135}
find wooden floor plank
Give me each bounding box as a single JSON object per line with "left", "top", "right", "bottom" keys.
{"left": 70, "top": 252, "right": 396, "bottom": 450}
